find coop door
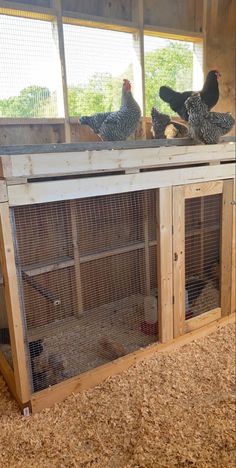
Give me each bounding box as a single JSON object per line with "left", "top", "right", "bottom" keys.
{"left": 173, "top": 180, "right": 233, "bottom": 337}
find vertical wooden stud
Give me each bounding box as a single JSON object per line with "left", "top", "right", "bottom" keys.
{"left": 157, "top": 187, "right": 173, "bottom": 343}
{"left": 52, "top": 0, "right": 71, "bottom": 143}
{"left": 143, "top": 191, "right": 151, "bottom": 296}
{"left": 70, "top": 200, "right": 83, "bottom": 316}
{"left": 132, "top": 0, "right": 146, "bottom": 138}
{"left": 221, "top": 179, "right": 234, "bottom": 316}
{"left": 231, "top": 179, "right": 236, "bottom": 314}
{"left": 173, "top": 186, "right": 185, "bottom": 338}
{"left": 0, "top": 203, "right": 30, "bottom": 403}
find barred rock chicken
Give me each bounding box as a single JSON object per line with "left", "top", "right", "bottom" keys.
{"left": 79, "top": 79, "right": 141, "bottom": 141}
{"left": 151, "top": 107, "right": 171, "bottom": 138}
{"left": 151, "top": 107, "right": 188, "bottom": 139}
{"left": 159, "top": 70, "right": 221, "bottom": 121}
{"left": 185, "top": 93, "right": 235, "bottom": 144}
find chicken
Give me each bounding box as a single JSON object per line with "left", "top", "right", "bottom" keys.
{"left": 159, "top": 70, "right": 221, "bottom": 121}
{"left": 151, "top": 106, "right": 188, "bottom": 139}
{"left": 151, "top": 107, "right": 171, "bottom": 138}
{"left": 185, "top": 93, "right": 235, "bottom": 144}
{"left": 79, "top": 79, "right": 141, "bottom": 141}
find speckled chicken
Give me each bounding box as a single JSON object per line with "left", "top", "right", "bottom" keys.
{"left": 159, "top": 70, "right": 221, "bottom": 121}
{"left": 79, "top": 79, "right": 141, "bottom": 141}
{"left": 185, "top": 93, "right": 235, "bottom": 144}
{"left": 151, "top": 107, "right": 171, "bottom": 138}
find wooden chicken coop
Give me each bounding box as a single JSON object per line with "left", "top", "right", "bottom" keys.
{"left": 0, "top": 0, "right": 235, "bottom": 413}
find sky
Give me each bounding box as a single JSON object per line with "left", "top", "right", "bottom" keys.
{"left": 0, "top": 14, "right": 200, "bottom": 102}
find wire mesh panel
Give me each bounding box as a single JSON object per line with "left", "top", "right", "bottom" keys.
{"left": 0, "top": 14, "right": 63, "bottom": 117}
{"left": 185, "top": 194, "right": 221, "bottom": 319}
{"left": 0, "top": 261, "right": 12, "bottom": 367}
{"left": 12, "top": 189, "right": 158, "bottom": 392}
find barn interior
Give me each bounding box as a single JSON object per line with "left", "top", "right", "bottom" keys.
{"left": 0, "top": 3, "right": 235, "bottom": 461}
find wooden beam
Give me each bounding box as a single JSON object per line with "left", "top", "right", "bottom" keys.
{"left": 144, "top": 25, "right": 203, "bottom": 42}
{"left": 62, "top": 11, "right": 139, "bottom": 33}
{"left": 132, "top": 0, "right": 146, "bottom": 126}
{"left": 0, "top": 203, "right": 30, "bottom": 403}
{"left": 31, "top": 312, "right": 235, "bottom": 413}
{"left": 184, "top": 180, "right": 223, "bottom": 199}
{"left": 231, "top": 179, "right": 236, "bottom": 314}
{"left": 185, "top": 307, "right": 221, "bottom": 333}
{"left": 0, "top": 2, "right": 55, "bottom": 20}
{"left": 221, "top": 179, "right": 234, "bottom": 316}
{"left": 70, "top": 200, "right": 83, "bottom": 316}
{"left": 7, "top": 163, "right": 235, "bottom": 207}
{"left": 0, "top": 181, "right": 8, "bottom": 203}
{"left": 173, "top": 186, "right": 185, "bottom": 337}
{"left": 143, "top": 191, "right": 151, "bottom": 296}
{"left": 0, "top": 118, "right": 64, "bottom": 125}
{"left": 52, "top": 0, "right": 71, "bottom": 143}
{"left": 0, "top": 142, "right": 234, "bottom": 179}
{"left": 157, "top": 187, "right": 173, "bottom": 342}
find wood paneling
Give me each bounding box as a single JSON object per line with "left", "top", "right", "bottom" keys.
{"left": 62, "top": 0, "right": 133, "bottom": 21}
{"left": 205, "top": 0, "right": 235, "bottom": 135}
{"left": 144, "top": 0, "right": 203, "bottom": 32}
{"left": 0, "top": 124, "right": 63, "bottom": 145}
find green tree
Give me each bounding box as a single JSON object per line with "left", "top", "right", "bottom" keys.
{"left": 144, "top": 42, "right": 193, "bottom": 115}
{"left": 0, "top": 86, "right": 52, "bottom": 117}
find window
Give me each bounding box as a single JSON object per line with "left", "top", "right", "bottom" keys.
{"left": 0, "top": 15, "right": 63, "bottom": 118}
{"left": 63, "top": 25, "right": 140, "bottom": 117}
{"left": 144, "top": 35, "right": 203, "bottom": 116}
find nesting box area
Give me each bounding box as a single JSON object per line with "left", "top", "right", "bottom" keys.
{"left": 0, "top": 139, "right": 235, "bottom": 412}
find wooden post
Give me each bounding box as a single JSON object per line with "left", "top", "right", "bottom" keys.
{"left": 0, "top": 203, "right": 30, "bottom": 403}
{"left": 70, "top": 200, "right": 83, "bottom": 316}
{"left": 52, "top": 0, "right": 71, "bottom": 143}
{"left": 143, "top": 191, "right": 151, "bottom": 296}
{"left": 157, "top": 187, "right": 174, "bottom": 342}
{"left": 221, "top": 179, "right": 234, "bottom": 316}
{"left": 173, "top": 186, "right": 185, "bottom": 337}
{"left": 231, "top": 180, "right": 236, "bottom": 314}
{"left": 132, "top": 0, "right": 146, "bottom": 138}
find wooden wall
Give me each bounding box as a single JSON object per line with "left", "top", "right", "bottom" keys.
{"left": 205, "top": 0, "right": 236, "bottom": 134}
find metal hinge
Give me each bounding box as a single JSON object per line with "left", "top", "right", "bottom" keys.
{"left": 231, "top": 200, "right": 236, "bottom": 205}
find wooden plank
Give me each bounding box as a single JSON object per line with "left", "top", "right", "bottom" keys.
{"left": 52, "top": 0, "right": 71, "bottom": 143}
{"left": 184, "top": 180, "right": 223, "bottom": 199}
{"left": 144, "top": 25, "right": 203, "bottom": 41}
{"left": 62, "top": 10, "right": 138, "bottom": 33}
{"left": 0, "top": 181, "right": 8, "bottom": 203}
{"left": 0, "top": 203, "right": 30, "bottom": 403}
{"left": 0, "top": 351, "right": 19, "bottom": 404}
{"left": 70, "top": 200, "right": 83, "bottom": 315}
{"left": 0, "top": 142, "right": 234, "bottom": 179}
{"left": 31, "top": 312, "right": 235, "bottom": 413}
{"left": 0, "top": 118, "right": 65, "bottom": 125}
{"left": 157, "top": 187, "right": 173, "bottom": 342}
{"left": 185, "top": 307, "right": 221, "bottom": 333}
{"left": 143, "top": 191, "right": 151, "bottom": 296}
{"left": 221, "top": 179, "right": 234, "bottom": 316}
{"left": 173, "top": 186, "right": 185, "bottom": 337}
{"left": 0, "top": 2, "right": 55, "bottom": 19}
{"left": 231, "top": 179, "right": 236, "bottom": 314}
{"left": 7, "top": 163, "right": 235, "bottom": 207}
{"left": 132, "top": 0, "right": 146, "bottom": 125}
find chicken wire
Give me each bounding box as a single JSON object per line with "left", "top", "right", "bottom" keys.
{"left": 12, "top": 190, "right": 158, "bottom": 393}
{"left": 63, "top": 24, "right": 140, "bottom": 117}
{"left": 185, "top": 194, "right": 221, "bottom": 319}
{"left": 0, "top": 14, "right": 63, "bottom": 118}
{"left": 0, "top": 261, "right": 12, "bottom": 368}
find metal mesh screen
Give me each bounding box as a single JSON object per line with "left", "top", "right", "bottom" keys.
{"left": 12, "top": 189, "right": 158, "bottom": 392}
{"left": 185, "top": 194, "right": 221, "bottom": 319}
{"left": 0, "top": 14, "right": 63, "bottom": 118}
{"left": 63, "top": 24, "right": 140, "bottom": 116}
{"left": 0, "top": 262, "right": 12, "bottom": 367}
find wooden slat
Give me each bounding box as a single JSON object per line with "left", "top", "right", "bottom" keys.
{"left": 185, "top": 308, "right": 221, "bottom": 333}
{"left": 0, "top": 351, "right": 20, "bottom": 405}
{"left": 62, "top": 10, "right": 139, "bottom": 33}
{"left": 231, "top": 180, "right": 236, "bottom": 314}
{"left": 143, "top": 191, "right": 151, "bottom": 296}
{"left": 0, "top": 203, "right": 30, "bottom": 403}
{"left": 31, "top": 312, "right": 235, "bottom": 413}
{"left": 144, "top": 24, "right": 203, "bottom": 41}
{"left": 173, "top": 186, "right": 185, "bottom": 337}
{"left": 7, "top": 163, "right": 235, "bottom": 207}
{"left": 157, "top": 187, "right": 173, "bottom": 342}
{"left": 0, "top": 180, "right": 8, "bottom": 203}
{"left": 0, "top": 141, "right": 235, "bottom": 178}
{"left": 221, "top": 179, "right": 234, "bottom": 316}
{"left": 184, "top": 180, "right": 223, "bottom": 199}
{"left": 70, "top": 200, "right": 83, "bottom": 315}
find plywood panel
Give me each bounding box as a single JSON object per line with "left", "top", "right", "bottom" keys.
{"left": 205, "top": 0, "right": 235, "bottom": 135}
{"left": 144, "top": 0, "right": 202, "bottom": 32}
{"left": 0, "top": 125, "right": 64, "bottom": 145}
{"left": 62, "top": 0, "right": 133, "bottom": 21}
{"left": 3, "top": 0, "right": 51, "bottom": 6}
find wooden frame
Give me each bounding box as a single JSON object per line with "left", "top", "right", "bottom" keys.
{"left": 173, "top": 179, "right": 234, "bottom": 338}
{"left": 0, "top": 141, "right": 235, "bottom": 413}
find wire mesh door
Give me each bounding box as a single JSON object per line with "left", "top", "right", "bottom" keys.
{"left": 12, "top": 189, "right": 159, "bottom": 393}
{"left": 173, "top": 181, "right": 232, "bottom": 337}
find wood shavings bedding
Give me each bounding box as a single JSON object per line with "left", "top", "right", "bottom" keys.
{"left": 0, "top": 322, "right": 235, "bottom": 468}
